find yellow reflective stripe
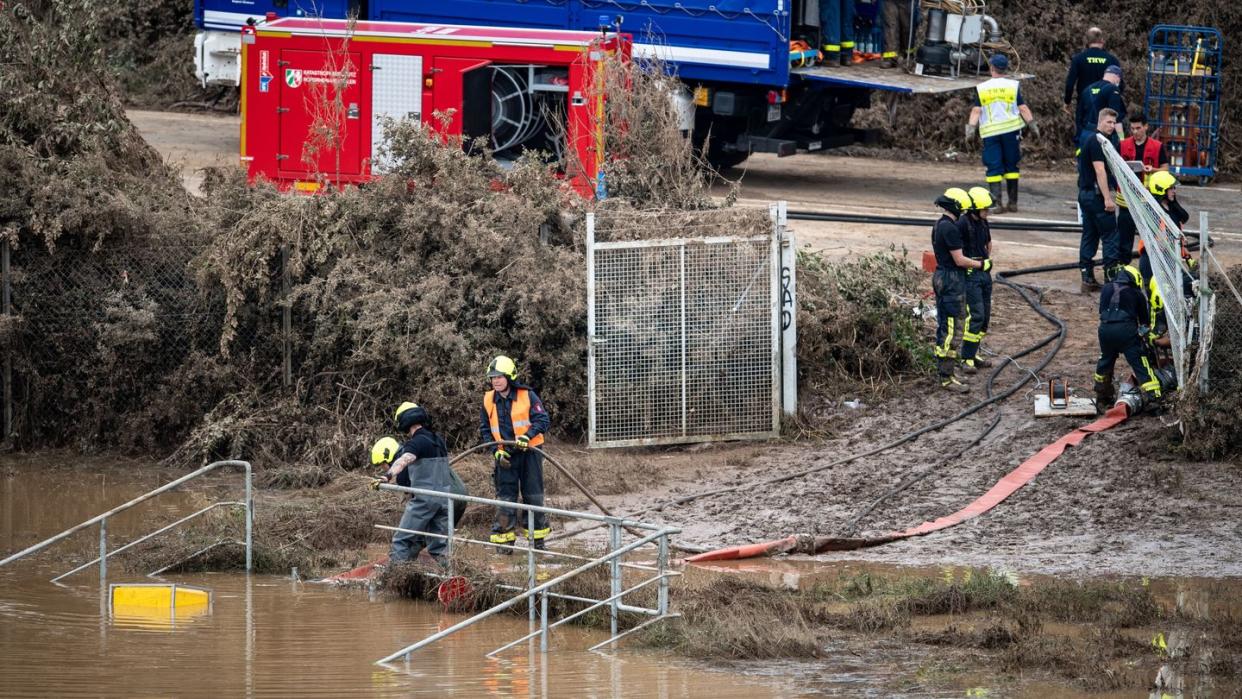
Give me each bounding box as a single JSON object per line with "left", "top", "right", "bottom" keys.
{"left": 822, "top": 44, "right": 841, "bottom": 51}
{"left": 986, "top": 175, "right": 1004, "bottom": 183}
{"left": 882, "top": 51, "right": 897, "bottom": 58}
{"left": 1093, "top": 373, "right": 1108, "bottom": 383}
{"left": 841, "top": 41, "right": 855, "bottom": 48}
{"left": 963, "top": 331, "right": 984, "bottom": 343}
{"left": 521, "top": 528, "right": 552, "bottom": 540}
{"left": 938, "top": 317, "right": 956, "bottom": 356}
{"left": 490, "top": 532, "right": 516, "bottom": 543}
{"left": 1004, "top": 172, "right": 1021, "bottom": 180}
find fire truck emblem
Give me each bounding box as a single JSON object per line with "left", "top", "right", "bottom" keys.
{"left": 284, "top": 69, "right": 303, "bottom": 88}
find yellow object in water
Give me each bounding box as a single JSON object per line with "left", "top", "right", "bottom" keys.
{"left": 110, "top": 583, "right": 212, "bottom": 628}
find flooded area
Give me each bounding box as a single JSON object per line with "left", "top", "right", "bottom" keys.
{"left": 3, "top": 456, "right": 1241, "bottom": 697}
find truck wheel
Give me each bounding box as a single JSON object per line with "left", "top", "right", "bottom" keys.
{"left": 707, "top": 147, "right": 750, "bottom": 171}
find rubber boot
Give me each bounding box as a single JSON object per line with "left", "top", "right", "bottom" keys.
{"left": 988, "top": 182, "right": 1003, "bottom": 213}
{"left": 534, "top": 539, "right": 547, "bottom": 551}
{"left": 1081, "top": 267, "right": 1100, "bottom": 293}
{"left": 1093, "top": 379, "right": 1115, "bottom": 414}
{"left": 938, "top": 358, "right": 970, "bottom": 393}
{"left": 840, "top": 48, "right": 853, "bottom": 66}
{"left": 823, "top": 50, "right": 840, "bottom": 66}
{"left": 1006, "top": 179, "right": 1019, "bottom": 213}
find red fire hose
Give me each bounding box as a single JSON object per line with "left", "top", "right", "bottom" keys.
{"left": 685, "top": 403, "right": 1133, "bottom": 563}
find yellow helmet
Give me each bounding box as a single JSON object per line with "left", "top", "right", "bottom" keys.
{"left": 967, "top": 186, "right": 993, "bottom": 210}
{"left": 1118, "top": 264, "right": 1142, "bottom": 287}
{"left": 1148, "top": 170, "right": 1177, "bottom": 197}
{"left": 936, "top": 187, "right": 973, "bottom": 215}
{"left": 487, "top": 355, "right": 517, "bottom": 381}
{"left": 393, "top": 401, "right": 418, "bottom": 423}
{"left": 370, "top": 437, "right": 400, "bottom": 466}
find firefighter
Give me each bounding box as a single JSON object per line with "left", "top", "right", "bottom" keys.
{"left": 1116, "top": 113, "right": 1169, "bottom": 264}
{"left": 932, "top": 187, "right": 988, "bottom": 393}
{"left": 1135, "top": 171, "right": 1195, "bottom": 300}
{"left": 880, "top": 0, "right": 915, "bottom": 69}
{"left": 965, "top": 54, "right": 1039, "bottom": 213}
{"left": 1077, "top": 107, "right": 1122, "bottom": 291}
{"left": 379, "top": 402, "right": 453, "bottom": 565}
{"left": 1093, "top": 265, "right": 1161, "bottom": 411}
{"left": 1076, "top": 65, "right": 1126, "bottom": 146}
{"left": 1064, "top": 27, "right": 1121, "bottom": 121}
{"left": 958, "top": 186, "right": 995, "bottom": 374}
{"left": 480, "top": 355, "right": 551, "bottom": 552}
{"left": 820, "top": 0, "right": 857, "bottom": 66}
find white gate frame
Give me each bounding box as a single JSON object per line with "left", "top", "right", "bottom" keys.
{"left": 586, "top": 206, "right": 790, "bottom": 448}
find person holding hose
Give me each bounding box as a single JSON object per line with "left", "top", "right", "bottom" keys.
{"left": 958, "top": 186, "right": 995, "bottom": 374}
{"left": 480, "top": 355, "right": 551, "bottom": 552}
{"left": 965, "top": 54, "right": 1039, "bottom": 213}
{"left": 375, "top": 402, "right": 453, "bottom": 566}
{"left": 931, "top": 187, "right": 989, "bottom": 393}
{"left": 1093, "top": 265, "right": 1162, "bottom": 411}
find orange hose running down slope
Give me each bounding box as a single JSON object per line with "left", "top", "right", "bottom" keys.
{"left": 686, "top": 404, "right": 1132, "bottom": 563}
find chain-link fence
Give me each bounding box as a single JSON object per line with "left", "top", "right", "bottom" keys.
{"left": 586, "top": 208, "right": 780, "bottom": 448}
{"left": 0, "top": 237, "right": 282, "bottom": 449}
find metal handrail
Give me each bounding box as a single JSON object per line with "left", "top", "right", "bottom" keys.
{"left": 373, "top": 476, "right": 679, "bottom": 663}
{"left": 0, "top": 460, "right": 253, "bottom": 580}
{"left": 51, "top": 501, "right": 244, "bottom": 582}
{"left": 375, "top": 526, "right": 677, "bottom": 665}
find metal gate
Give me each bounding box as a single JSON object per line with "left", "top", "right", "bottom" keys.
{"left": 586, "top": 211, "right": 781, "bottom": 447}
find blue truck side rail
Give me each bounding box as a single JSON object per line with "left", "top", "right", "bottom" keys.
{"left": 195, "top": 0, "right": 790, "bottom": 87}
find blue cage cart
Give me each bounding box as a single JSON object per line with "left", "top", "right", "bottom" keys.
{"left": 1144, "top": 25, "right": 1222, "bottom": 185}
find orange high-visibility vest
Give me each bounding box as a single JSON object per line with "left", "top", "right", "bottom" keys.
{"left": 483, "top": 389, "right": 545, "bottom": 447}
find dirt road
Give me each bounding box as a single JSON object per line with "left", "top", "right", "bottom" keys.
{"left": 129, "top": 109, "right": 1242, "bottom": 578}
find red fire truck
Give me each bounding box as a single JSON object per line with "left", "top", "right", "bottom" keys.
{"left": 240, "top": 17, "right": 627, "bottom": 195}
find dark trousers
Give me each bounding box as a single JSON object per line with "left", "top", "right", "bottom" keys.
{"left": 1095, "top": 322, "right": 1161, "bottom": 396}
{"left": 1116, "top": 206, "right": 1137, "bottom": 264}
{"left": 391, "top": 495, "right": 448, "bottom": 562}
{"left": 982, "top": 131, "right": 1021, "bottom": 183}
{"left": 1079, "top": 190, "right": 1120, "bottom": 270}
{"left": 932, "top": 268, "right": 966, "bottom": 368}
{"left": 492, "top": 450, "right": 549, "bottom": 541}
{"left": 961, "top": 271, "right": 993, "bottom": 361}
{"left": 881, "top": 0, "right": 912, "bottom": 60}
{"left": 820, "top": 0, "right": 856, "bottom": 54}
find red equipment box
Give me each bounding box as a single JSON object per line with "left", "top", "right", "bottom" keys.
{"left": 240, "top": 17, "right": 628, "bottom": 195}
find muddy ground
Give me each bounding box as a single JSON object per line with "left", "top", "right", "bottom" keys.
{"left": 129, "top": 109, "right": 1242, "bottom": 579}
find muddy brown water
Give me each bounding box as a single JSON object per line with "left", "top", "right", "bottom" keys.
{"left": 4, "top": 457, "right": 1238, "bottom": 697}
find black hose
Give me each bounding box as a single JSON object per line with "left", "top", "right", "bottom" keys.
{"left": 788, "top": 209, "right": 1084, "bottom": 232}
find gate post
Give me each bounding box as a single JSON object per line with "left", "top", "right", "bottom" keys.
{"left": 774, "top": 201, "right": 797, "bottom": 418}
{"left": 586, "top": 213, "right": 597, "bottom": 446}
{"left": 2, "top": 238, "right": 11, "bottom": 440}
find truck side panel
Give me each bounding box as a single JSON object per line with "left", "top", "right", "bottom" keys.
{"left": 367, "top": 0, "right": 788, "bottom": 87}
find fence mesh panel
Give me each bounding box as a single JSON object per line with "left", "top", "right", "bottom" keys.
{"left": 588, "top": 210, "right": 778, "bottom": 447}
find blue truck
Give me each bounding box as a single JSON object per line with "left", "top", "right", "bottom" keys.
{"left": 195, "top": 0, "right": 1005, "bottom": 168}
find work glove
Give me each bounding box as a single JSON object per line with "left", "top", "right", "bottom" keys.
{"left": 1026, "top": 120, "right": 1041, "bottom": 139}
{"left": 515, "top": 434, "right": 530, "bottom": 451}
{"left": 368, "top": 477, "right": 385, "bottom": 491}
{"left": 494, "top": 448, "right": 512, "bottom": 467}
{"left": 981, "top": 258, "right": 993, "bottom": 273}
{"left": 964, "top": 123, "right": 977, "bottom": 141}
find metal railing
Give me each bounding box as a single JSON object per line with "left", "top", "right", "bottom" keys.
{"left": 0, "top": 460, "right": 253, "bottom": 581}
{"left": 372, "top": 482, "right": 679, "bottom": 665}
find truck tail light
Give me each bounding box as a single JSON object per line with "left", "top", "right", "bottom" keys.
{"left": 693, "top": 86, "right": 709, "bottom": 107}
